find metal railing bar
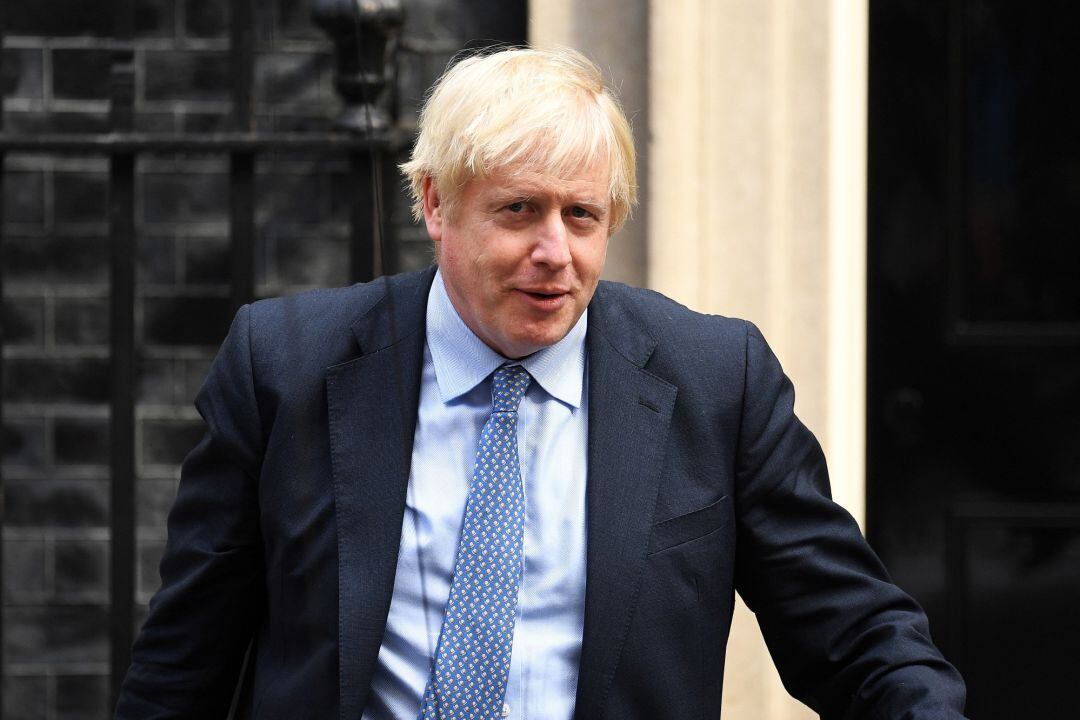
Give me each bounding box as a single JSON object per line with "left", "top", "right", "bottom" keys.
{"left": 348, "top": 150, "right": 376, "bottom": 283}
{"left": 229, "top": 0, "right": 257, "bottom": 315}
{"left": 378, "top": 150, "right": 398, "bottom": 276}
{"left": 0, "top": 132, "right": 400, "bottom": 153}
{"left": 231, "top": 0, "right": 255, "bottom": 132}
{"left": 115, "top": 0, "right": 135, "bottom": 41}
{"left": 108, "top": 148, "right": 137, "bottom": 709}
{"left": 108, "top": 0, "right": 137, "bottom": 703}
{"left": 229, "top": 153, "right": 256, "bottom": 311}
{"left": 1, "top": 0, "right": 7, "bottom": 710}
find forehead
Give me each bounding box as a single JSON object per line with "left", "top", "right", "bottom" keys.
{"left": 470, "top": 160, "right": 611, "bottom": 203}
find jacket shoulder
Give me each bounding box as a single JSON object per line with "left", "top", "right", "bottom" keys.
{"left": 594, "top": 280, "right": 750, "bottom": 348}
{"left": 243, "top": 268, "right": 432, "bottom": 365}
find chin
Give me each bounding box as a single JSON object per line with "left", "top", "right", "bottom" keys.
{"left": 516, "top": 330, "right": 568, "bottom": 356}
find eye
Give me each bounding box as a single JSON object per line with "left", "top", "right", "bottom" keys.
{"left": 506, "top": 201, "right": 527, "bottom": 213}
{"left": 569, "top": 206, "right": 593, "bottom": 219}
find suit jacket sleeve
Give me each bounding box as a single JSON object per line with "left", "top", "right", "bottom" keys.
{"left": 115, "top": 305, "right": 266, "bottom": 719}
{"left": 732, "top": 322, "right": 967, "bottom": 719}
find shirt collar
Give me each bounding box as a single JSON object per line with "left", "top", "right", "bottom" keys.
{"left": 426, "top": 269, "right": 587, "bottom": 409}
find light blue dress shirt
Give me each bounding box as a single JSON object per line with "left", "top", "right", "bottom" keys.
{"left": 362, "top": 270, "right": 589, "bottom": 720}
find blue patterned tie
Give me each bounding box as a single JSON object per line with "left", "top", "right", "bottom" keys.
{"left": 417, "top": 364, "right": 531, "bottom": 720}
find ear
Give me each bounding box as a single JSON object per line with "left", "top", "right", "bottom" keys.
{"left": 422, "top": 176, "right": 444, "bottom": 243}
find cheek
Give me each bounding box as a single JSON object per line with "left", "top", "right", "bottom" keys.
{"left": 575, "top": 240, "right": 608, "bottom": 278}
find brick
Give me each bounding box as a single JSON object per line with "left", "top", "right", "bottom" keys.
{"left": 182, "top": 236, "right": 230, "bottom": 284}
{"left": 254, "top": 52, "right": 330, "bottom": 105}
{"left": 139, "top": 235, "right": 178, "bottom": 284}
{"left": 186, "top": 0, "right": 272, "bottom": 44}
{"left": 54, "top": 297, "right": 109, "bottom": 346}
{"left": 3, "top": 538, "right": 47, "bottom": 599}
{"left": 276, "top": 0, "right": 325, "bottom": 41}
{"left": 398, "top": 51, "right": 452, "bottom": 121}
{"left": 142, "top": 171, "right": 228, "bottom": 225}
{"left": 56, "top": 674, "right": 109, "bottom": 720}
{"left": 254, "top": 113, "right": 276, "bottom": 132}
{"left": 3, "top": 170, "right": 46, "bottom": 227}
{"left": 4, "top": 605, "right": 109, "bottom": 664}
{"left": 134, "top": 605, "right": 149, "bottom": 636}
{"left": 3, "top": 357, "right": 110, "bottom": 403}
{"left": 4, "top": 479, "right": 109, "bottom": 527}
{"left": 135, "top": 111, "right": 177, "bottom": 133}
{"left": 253, "top": 0, "right": 277, "bottom": 44}
{"left": 55, "top": 675, "right": 108, "bottom": 720}
{"left": 138, "top": 539, "right": 167, "bottom": 598}
{"left": 54, "top": 171, "right": 109, "bottom": 225}
{"left": 2, "top": 236, "right": 108, "bottom": 285}
{"left": 142, "top": 295, "right": 232, "bottom": 347}
{"left": 54, "top": 539, "right": 109, "bottom": 598}
{"left": 4, "top": 0, "right": 114, "bottom": 37}
{"left": 397, "top": 238, "right": 435, "bottom": 274}
{"left": 257, "top": 171, "right": 322, "bottom": 227}
{"left": 272, "top": 113, "right": 336, "bottom": 133}
{"left": 141, "top": 418, "right": 204, "bottom": 466}
{"left": 327, "top": 158, "right": 413, "bottom": 227}
{"left": 327, "top": 168, "right": 354, "bottom": 224}
{"left": 54, "top": 417, "right": 110, "bottom": 466}
{"left": 2, "top": 418, "right": 47, "bottom": 469}
{"left": 184, "top": 0, "right": 229, "bottom": 39}
{"left": 3, "top": 110, "right": 111, "bottom": 136}
{"left": 180, "top": 357, "right": 213, "bottom": 404}
{"left": 51, "top": 49, "right": 113, "bottom": 101}
{"left": 181, "top": 111, "right": 231, "bottom": 133}
{"left": 144, "top": 50, "right": 230, "bottom": 102}
{"left": 137, "top": 478, "right": 178, "bottom": 529}
{"left": 2, "top": 296, "right": 45, "bottom": 346}
{"left": 3, "top": 0, "right": 172, "bottom": 37}
{"left": 460, "top": 0, "right": 527, "bottom": 43}
{"left": 2, "top": 675, "right": 46, "bottom": 720}
{"left": 135, "top": 0, "right": 176, "bottom": 38}
{"left": 3, "top": 48, "right": 44, "bottom": 100}
{"left": 137, "top": 357, "right": 175, "bottom": 404}
{"left": 271, "top": 233, "right": 348, "bottom": 287}
{"left": 388, "top": 148, "right": 416, "bottom": 225}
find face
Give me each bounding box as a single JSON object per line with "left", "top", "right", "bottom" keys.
{"left": 423, "top": 162, "right": 612, "bottom": 359}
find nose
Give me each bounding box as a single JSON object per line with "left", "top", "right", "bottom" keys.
{"left": 530, "top": 211, "right": 572, "bottom": 269}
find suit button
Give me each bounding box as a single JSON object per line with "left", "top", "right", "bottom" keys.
{"left": 501, "top": 702, "right": 511, "bottom": 717}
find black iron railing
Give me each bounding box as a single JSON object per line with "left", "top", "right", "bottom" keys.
{"left": 0, "top": 0, "right": 405, "bottom": 710}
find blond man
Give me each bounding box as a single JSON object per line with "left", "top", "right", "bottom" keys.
{"left": 116, "top": 48, "right": 967, "bottom": 720}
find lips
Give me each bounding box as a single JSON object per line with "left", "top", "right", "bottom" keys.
{"left": 521, "top": 289, "right": 567, "bottom": 298}
{"left": 515, "top": 287, "right": 570, "bottom": 310}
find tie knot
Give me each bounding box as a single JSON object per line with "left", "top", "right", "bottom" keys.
{"left": 491, "top": 365, "right": 531, "bottom": 412}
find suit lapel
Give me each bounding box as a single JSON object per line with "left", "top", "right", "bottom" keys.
{"left": 326, "top": 269, "right": 433, "bottom": 720}
{"left": 574, "top": 285, "right": 678, "bottom": 720}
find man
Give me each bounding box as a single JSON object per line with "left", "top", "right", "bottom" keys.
{"left": 116, "top": 48, "right": 967, "bottom": 719}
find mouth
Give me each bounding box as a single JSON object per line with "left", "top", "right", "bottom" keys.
{"left": 515, "top": 287, "right": 571, "bottom": 310}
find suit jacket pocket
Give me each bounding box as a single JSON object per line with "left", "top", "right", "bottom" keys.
{"left": 647, "top": 495, "right": 731, "bottom": 555}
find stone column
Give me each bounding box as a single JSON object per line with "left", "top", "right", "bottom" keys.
{"left": 649, "top": 1, "right": 868, "bottom": 717}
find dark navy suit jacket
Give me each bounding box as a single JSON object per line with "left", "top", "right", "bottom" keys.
{"left": 116, "top": 267, "right": 967, "bottom": 719}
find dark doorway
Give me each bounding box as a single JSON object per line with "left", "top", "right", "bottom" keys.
{"left": 868, "top": 2, "right": 1080, "bottom": 718}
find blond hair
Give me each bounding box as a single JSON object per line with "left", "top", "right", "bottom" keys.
{"left": 400, "top": 47, "right": 637, "bottom": 232}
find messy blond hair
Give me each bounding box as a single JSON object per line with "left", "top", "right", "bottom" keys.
{"left": 400, "top": 47, "right": 637, "bottom": 233}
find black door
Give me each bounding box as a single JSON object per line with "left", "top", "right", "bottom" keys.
{"left": 868, "top": 2, "right": 1080, "bottom": 718}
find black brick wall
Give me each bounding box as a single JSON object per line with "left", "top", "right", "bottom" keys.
{"left": 2, "top": 1, "right": 525, "bottom": 717}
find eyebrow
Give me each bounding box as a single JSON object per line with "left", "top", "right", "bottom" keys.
{"left": 488, "top": 186, "right": 609, "bottom": 211}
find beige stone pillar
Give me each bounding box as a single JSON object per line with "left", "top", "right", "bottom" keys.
{"left": 649, "top": 1, "right": 867, "bottom": 718}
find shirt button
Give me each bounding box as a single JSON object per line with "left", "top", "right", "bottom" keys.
{"left": 501, "top": 702, "right": 511, "bottom": 717}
